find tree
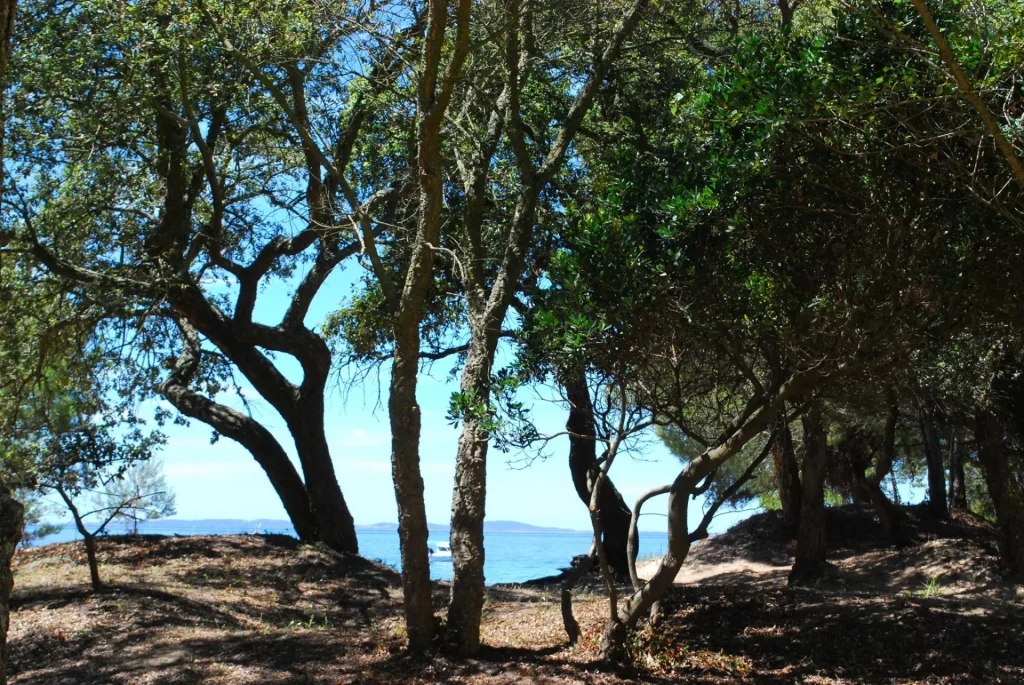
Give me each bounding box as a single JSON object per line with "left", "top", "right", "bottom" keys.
{"left": 563, "top": 369, "right": 635, "bottom": 577}
{"left": 528, "top": 0, "right": 1024, "bottom": 655}
{"left": 772, "top": 416, "right": 801, "bottom": 529}
{"left": 330, "top": 0, "right": 656, "bottom": 651}
{"left": 30, "top": 392, "right": 164, "bottom": 590}
{"left": 440, "top": 0, "right": 652, "bottom": 653}
{"left": 3, "top": 0, "right": 440, "bottom": 555}
{"left": 789, "top": 398, "right": 829, "bottom": 585}
{"left": 103, "top": 459, "right": 176, "bottom": 535}
{"left": 0, "top": 2, "right": 30, "bottom": 680}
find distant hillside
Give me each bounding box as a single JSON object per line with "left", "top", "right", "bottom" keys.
{"left": 357, "top": 520, "right": 587, "bottom": 535}
{"left": 92, "top": 519, "right": 296, "bottom": 532}
{"left": 34, "top": 518, "right": 589, "bottom": 539}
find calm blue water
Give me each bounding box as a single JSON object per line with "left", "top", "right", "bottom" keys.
{"left": 30, "top": 523, "right": 670, "bottom": 585}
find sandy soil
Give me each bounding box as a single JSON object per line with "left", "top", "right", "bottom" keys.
{"left": 7, "top": 505, "right": 1023, "bottom": 684}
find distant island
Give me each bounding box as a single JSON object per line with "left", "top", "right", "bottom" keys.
{"left": 356, "top": 520, "right": 589, "bottom": 535}
{"left": 38, "top": 518, "right": 592, "bottom": 536}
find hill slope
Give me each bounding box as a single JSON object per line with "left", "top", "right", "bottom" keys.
{"left": 6, "top": 506, "right": 1023, "bottom": 684}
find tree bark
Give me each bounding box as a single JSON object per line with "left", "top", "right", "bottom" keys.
{"left": 772, "top": 417, "right": 801, "bottom": 530}
{"left": 56, "top": 486, "right": 103, "bottom": 590}
{"left": 83, "top": 535, "right": 101, "bottom": 591}
{"left": 919, "top": 407, "right": 948, "bottom": 518}
{"left": 170, "top": 286, "right": 361, "bottom": 554}
{"left": 448, "top": 339, "right": 494, "bottom": 655}
{"left": 603, "top": 367, "right": 830, "bottom": 659}
{"left": 383, "top": 0, "right": 472, "bottom": 652}
{"left": 858, "top": 400, "right": 906, "bottom": 542}
{"left": 948, "top": 430, "right": 968, "bottom": 512}
{"left": 447, "top": 1, "right": 651, "bottom": 653}
{"left": 0, "top": 487, "right": 23, "bottom": 685}
{"left": 0, "top": 0, "right": 14, "bottom": 198}
{"left": 160, "top": 320, "right": 319, "bottom": 542}
{"left": 789, "top": 399, "right": 829, "bottom": 586}
{"left": 564, "top": 370, "right": 634, "bottom": 576}
{"left": 0, "top": 3, "right": 21, "bottom": 680}
{"left": 560, "top": 549, "right": 596, "bottom": 645}
{"left": 388, "top": 340, "right": 434, "bottom": 650}
{"left": 288, "top": 400, "right": 358, "bottom": 553}
{"left": 974, "top": 412, "right": 1024, "bottom": 580}
{"left": 601, "top": 470, "right": 694, "bottom": 661}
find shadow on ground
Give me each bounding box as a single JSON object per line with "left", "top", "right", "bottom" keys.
{"left": 7, "top": 517, "right": 1023, "bottom": 684}
{"left": 636, "top": 583, "right": 1024, "bottom": 682}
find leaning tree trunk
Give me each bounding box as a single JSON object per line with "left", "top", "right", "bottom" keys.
{"left": 0, "top": 487, "right": 23, "bottom": 685}
{"left": 82, "top": 535, "right": 101, "bottom": 591}
{"left": 289, "top": 397, "right": 358, "bottom": 554}
{"left": 55, "top": 487, "right": 102, "bottom": 591}
{"left": 564, "top": 370, "right": 634, "bottom": 576}
{"left": 974, "top": 412, "right": 1024, "bottom": 579}
{"left": 174, "top": 293, "right": 360, "bottom": 555}
{"left": 601, "top": 471, "right": 696, "bottom": 661}
{"left": 158, "top": 328, "right": 319, "bottom": 542}
{"left": 602, "top": 366, "right": 827, "bottom": 659}
{"left": 772, "top": 417, "right": 802, "bottom": 530}
{"left": 919, "top": 407, "right": 948, "bottom": 519}
{"left": 790, "top": 399, "right": 829, "bottom": 586}
{"left": 857, "top": 479, "right": 906, "bottom": 545}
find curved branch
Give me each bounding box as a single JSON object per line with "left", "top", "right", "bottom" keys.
{"left": 159, "top": 319, "right": 317, "bottom": 540}
{"left": 626, "top": 484, "right": 671, "bottom": 590}
{"left": 689, "top": 430, "right": 776, "bottom": 543}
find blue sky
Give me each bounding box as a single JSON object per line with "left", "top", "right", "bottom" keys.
{"left": 152, "top": 261, "right": 759, "bottom": 536}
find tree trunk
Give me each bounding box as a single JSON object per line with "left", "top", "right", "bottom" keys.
{"left": 772, "top": 418, "right": 802, "bottom": 530}
{"left": 0, "top": 487, "right": 23, "bottom": 685}
{"left": 448, "top": 340, "right": 492, "bottom": 655}
{"left": 604, "top": 367, "right": 828, "bottom": 659}
{"left": 159, "top": 381, "right": 318, "bottom": 543}
{"left": 0, "top": 7, "right": 22, "bottom": 680}
{"left": 974, "top": 412, "right": 1024, "bottom": 579}
{"left": 83, "top": 534, "right": 101, "bottom": 591}
{"left": 919, "top": 407, "right": 948, "bottom": 518}
{"left": 790, "top": 399, "right": 829, "bottom": 586}
{"left": 0, "top": 0, "right": 14, "bottom": 198}
{"left": 445, "top": 0, "right": 651, "bottom": 655}
{"left": 388, "top": 339, "right": 435, "bottom": 650}
{"left": 289, "top": 401, "right": 358, "bottom": 554}
{"left": 159, "top": 320, "right": 321, "bottom": 544}
{"left": 601, "top": 472, "right": 696, "bottom": 660}
{"left": 860, "top": 399, "right": 906, "bottom": 543}
{"left": 564, "top": 371, "right": 634, "bottom": 576}
{"left": 560, "top": 547, "right": 596, "bottom": 645}
{"left": 57, "top": 487, "right": 103, "bottom": 591}
{"left": 948, "top": 431, "right": 968, "bottom": 512}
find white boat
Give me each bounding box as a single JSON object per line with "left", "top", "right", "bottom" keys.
{"left": 430, "top": 541, "right": 452, "bottom": 560}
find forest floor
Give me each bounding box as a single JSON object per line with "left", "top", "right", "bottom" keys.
{"left": 7, "top": 505, "right": 1023, "bottom": 684}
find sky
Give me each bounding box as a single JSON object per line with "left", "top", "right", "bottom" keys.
{"left": 152, "top": 262, "right": 759, "bottom": 536}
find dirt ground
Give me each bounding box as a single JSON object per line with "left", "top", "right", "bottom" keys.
{"left": 7, "top": 506, "right": 1024, "bottom": 684}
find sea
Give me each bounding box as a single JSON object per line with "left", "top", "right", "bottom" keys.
{"left": 28, "top": 521, "right": 671, "bottom": 585}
